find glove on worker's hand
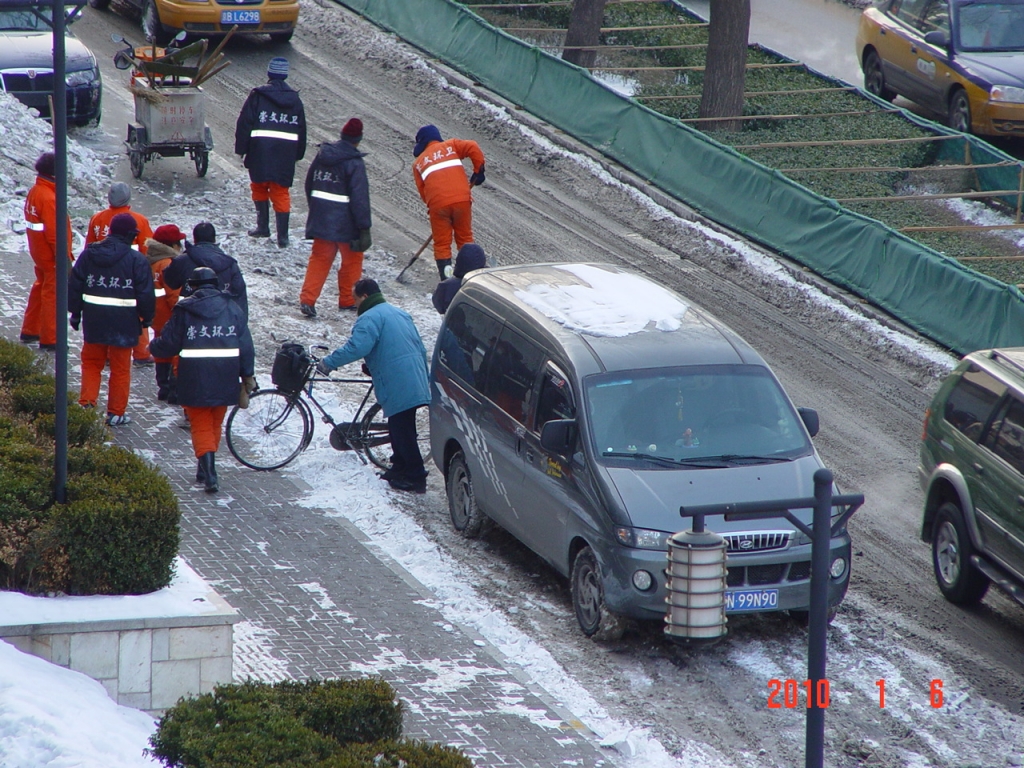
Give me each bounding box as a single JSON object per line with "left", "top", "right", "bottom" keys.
{"left": 361, "top": 362, "right": 371, "bottom": 377}
{"left": 69, "top": 315, "right": 80, "bottom": 332}
{"left": 316, "top": 360, "right": 333, "bottom": 377}
{"left": 238, "top": 384, "right": 250, "bottom": 409}
{"left": 469, "top": 163, "right": 486, "bottom": 187}
{"left": 351, "top": 228, "right": 372, "bottom": 253}
{"left": 243, "top": 375, "right": 258, "bottom": 394}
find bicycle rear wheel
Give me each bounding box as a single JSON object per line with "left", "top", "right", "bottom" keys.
{"left": 226, "top": 389, "right": 311, "bottom": 470}
{"left": 361, "top": 403, "right": 431, "bottom": 471}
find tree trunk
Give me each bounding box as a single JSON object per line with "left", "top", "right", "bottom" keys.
{"left": 562, "top": 0, "right": 608, "bottom": 69}
{"left": 698, "top": 0, "right": 751, "bottom": 132}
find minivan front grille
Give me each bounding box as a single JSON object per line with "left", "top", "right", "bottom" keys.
{"left": 723, "top": 531, "right": 791, "bottom": 553}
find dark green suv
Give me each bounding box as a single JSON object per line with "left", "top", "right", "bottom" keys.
{"left": 920, "top": 349, "right": 1024, "bottom": 608}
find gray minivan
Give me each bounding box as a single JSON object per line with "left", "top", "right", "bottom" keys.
{"left": 429, "top": 263, "right": 852, "bottom": 639}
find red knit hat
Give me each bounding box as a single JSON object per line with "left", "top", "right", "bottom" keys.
{"left": 153, "top": 224, "right": 185, "bottom": 245}
{"left": 341, "top": 118, "right": 363, "bottom": 141}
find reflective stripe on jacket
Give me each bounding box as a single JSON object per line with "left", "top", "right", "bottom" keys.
{"left": 412, "top": 138, "right": 485, "bottom": 210}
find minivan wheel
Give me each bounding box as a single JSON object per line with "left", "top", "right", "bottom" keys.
{"left": 447, "top": 452, "right": 488, "bottom": 538}
{"left": 932, "top": 502, "right": 989, "bottom": 605}
{"left": 571, "top": 546, "right": 624, "bottom": 641}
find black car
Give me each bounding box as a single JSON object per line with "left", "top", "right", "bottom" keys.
{"left": 0, "top": 5, "right": 101, "bottom": 126}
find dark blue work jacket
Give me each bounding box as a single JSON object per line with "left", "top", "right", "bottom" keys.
{"left": 234, "top": 80, "right": 307, "bottom": 187}
{"left": 162, "top": 242, "right": 248, "bottom": 320}
{"left": 150, "top": 288, "right": 255, "bottom": 408}
{"left": 69, "top": 237, "right": 155, "bottom": 347}
{"left": 304, "top": 140, "right": 371, "bottom": 243}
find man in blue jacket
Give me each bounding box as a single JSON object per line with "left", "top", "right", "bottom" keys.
{"left": 162, "top": 222, "right": 248, "bottom": 319}
{"left": 150, "top": 267, "right": 255, "bottom": 493}
{"left": 69, "top": 213, "right": 155, "bottom": 426}
{"left": 299, "top": 118, "right": 372, "bottom": 317}
{"left": 317, "top": 278, "right": 431, "bottom": 493}
{"left": 234, "top": 56, "right": 307, "bottom": 248}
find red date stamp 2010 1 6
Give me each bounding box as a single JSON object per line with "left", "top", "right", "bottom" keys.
{"left": 767, "top": 679, "right": 945, "bottom": 708}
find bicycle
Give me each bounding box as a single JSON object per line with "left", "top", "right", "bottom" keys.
{"left": 225, "top": 344, "right": 430, "bottom": 472}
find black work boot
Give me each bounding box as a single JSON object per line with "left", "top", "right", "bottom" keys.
{"left": 248, "top": 201, "right": 271, "bottom": 238}
{"left": 436, "top": 258, "right": 452, "bottom": 281}
{"left": 155, "top": 362, "right": 172, "bottom": 401}
{"left": 195, "top": 457, "right": 206, "bottom": 485}
{"left": 200, "top": 452, "right": 218, "bottom": 493}
{"left": 275, "top": 212, "right": 290, "bottom": 248}
{"left": 165, "top": 371, "right": 179, "bottom": 405}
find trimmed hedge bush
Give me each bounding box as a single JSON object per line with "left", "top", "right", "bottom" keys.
{"left": 0, "top": 336, "right": 179, "bottom": 595}
{"left": 148, "top": 679, "right": 472, "bottom": 768}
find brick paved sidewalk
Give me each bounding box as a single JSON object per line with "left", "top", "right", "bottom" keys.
{"left": 0, "top": 255, "right": 610, "bottom": 768}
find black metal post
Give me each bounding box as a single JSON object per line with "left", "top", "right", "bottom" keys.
{"left": 52, "top": 0, "right": 69, "bottom": 503}
{"left": 805, "top": 469, "right": 833, "bottom": 768}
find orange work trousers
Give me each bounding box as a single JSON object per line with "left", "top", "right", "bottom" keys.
{"left": 132, "top": 327, "right": 151, "bottom": 360}
{"left": 250, "top": 181, "right": 291, "bottom": 213}
{"left": 428, "top": 201, "right": 473, "bottom": 264}
{"left": 184, "top": 405, "right": 228, "bottom": 457}
{"left": 299, "top": 239, "right": 364, "bottom": 308}
{"left": 79, "top": 343, "right": 132, "bottom": 416}
{"left": 20, "top": 259, "right": 57, "bottom": 346}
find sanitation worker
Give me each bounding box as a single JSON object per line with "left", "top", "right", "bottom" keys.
{"left": 150, "top": 267, "right": 256, "bottom": 494}
{"left": 144, "top": 224, "right": 186, "bottom": 403}
{"left": 68, "top": 213, "right": 155, "bottom": 426}
{"left": 20, "top": 151, "right": 72, "bottom": 351}
{"left": 299, "top": 117, "right": 372, "bottom": 317}
{"left": 85, "top": 182, "right": 155, "bottom": 366}
{"left": 432, "top": 242, "right": 486, "bottom": 315}
{"left": 235, "top": 56, "right": 307, "bottom": 248}
{"left": 162, "top": 222, "right": 248, "bottom": 319}
{"left": 411, "top": 124, "right": 486, "bottom": 280}
{"left": 316, "top": 278, "right": 430, "bottom": 493}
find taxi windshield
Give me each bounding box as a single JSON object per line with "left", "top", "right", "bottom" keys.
{"left": 585, "top": 365, "right": 812, "bottom": 465}
{"left": 955, "top": 0, "right": 1024, "bottom": 51}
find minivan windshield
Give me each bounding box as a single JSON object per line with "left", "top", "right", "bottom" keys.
{"left": 585, "top": 364, "right": 812, "bottom": 466}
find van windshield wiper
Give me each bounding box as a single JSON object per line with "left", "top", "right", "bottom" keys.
{"left": 695, "top": 454, "right": 791, "bottom": 465}
{"left": 602, "top": 451, "right": 682, "bottom": 467}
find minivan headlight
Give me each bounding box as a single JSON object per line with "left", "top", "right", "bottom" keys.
{"left": 614, "top": 526, "right": 669, "bottom": 550}
{"left": 66, "top": 68, "right": 96, "bottom": 87}
{"left": 990, "top": 85, "right": 1024, "bottom": 103}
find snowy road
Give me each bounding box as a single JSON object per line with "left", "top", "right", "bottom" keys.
{"left": 4, "top": 0, "right": 1023, "bottom": 764}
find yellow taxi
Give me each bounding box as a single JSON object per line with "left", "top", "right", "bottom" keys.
{"left": 88, "top": 0, "right": 298, "bottom": 45}
{"left": 856, "top": 0, "right": 1024, "bottom": 136}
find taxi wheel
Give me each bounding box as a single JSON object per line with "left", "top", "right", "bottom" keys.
{"left": 947, "top": 89, "right": 972, "bottom": 133}
{"left": 863, "top": 50, "right": 895, "bottom": 102}
{"left": 142, "top": 0, "right": 172, "bottom": 46}
{"left": 87, "top": 0, "right": 110, "bottom": 8}
{"left": 270, "top": 30, "right": 294, "bottom": 44}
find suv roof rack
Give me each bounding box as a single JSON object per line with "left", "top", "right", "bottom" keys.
{"left": 988, "top": 348, "right": 1024, "bottom": 377}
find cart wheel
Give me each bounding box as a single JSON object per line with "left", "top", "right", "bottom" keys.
{"left": 194, "top": 150, "right": 209, "bottom": 178}
{"left": 130, "top": 150, "right": 144, "bottom": 179}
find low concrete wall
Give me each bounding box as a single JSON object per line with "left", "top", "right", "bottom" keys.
{"left": 0, "top": 561, "right": 239, "bottom": 715}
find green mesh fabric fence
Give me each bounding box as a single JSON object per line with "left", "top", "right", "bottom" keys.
{"left": 337, "top": 0, "right": 1024, "bottom": 355}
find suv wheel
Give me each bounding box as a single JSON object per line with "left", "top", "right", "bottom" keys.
{"left": 932, "top": 502, "right": 990, "bottom": 605}
{"left": 446, "top": 452, "right": 488, "bottom": 538}
{"left": 571, "top": 546, "right": 624, "bottom": 641}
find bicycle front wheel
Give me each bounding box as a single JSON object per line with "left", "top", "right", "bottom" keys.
{"left": 226, "top": 389, "right": 312, "bottom": 470}
{"left": 361, "top": 403, "right": 432, "bottom": 471}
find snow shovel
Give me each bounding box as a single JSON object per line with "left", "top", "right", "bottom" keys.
{"left": 396, "top": 234, "right": 433, "bottom": 284}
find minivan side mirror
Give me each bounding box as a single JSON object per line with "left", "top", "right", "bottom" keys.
{"left": 798, "top": 407, "right": 819, "bottom": 438}
{"left": 540, "top": 419, "right": 577, "bottom": 456}
{"left": 923, "top": 30, "right": 951, "bottom": 49}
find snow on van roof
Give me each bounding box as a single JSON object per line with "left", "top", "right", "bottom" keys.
{"left": 513, "top": 263, "right": 689, "bottom": 337}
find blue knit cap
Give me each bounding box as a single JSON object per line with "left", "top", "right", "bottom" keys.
{"left": 413, "top": 124, "right": 442, "bottom": 157}
{"left": 267, "top": 57, "right": 289, "bottom": 80}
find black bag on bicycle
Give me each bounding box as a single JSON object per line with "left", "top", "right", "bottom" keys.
{"left": 271, "top": 343, "right": 312, "bottom": 393}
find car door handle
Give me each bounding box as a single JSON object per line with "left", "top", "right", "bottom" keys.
{"left": 1017, "top": 495, "right": 1024, "bottom": 507}
{"left": 972, "top": 462, "right": 985, "bottom": 473}
{"left": 525, "top": 449, "right": 535, "bottom": 463}
{"left": 911, "top": 46, "right": 917, "bottom": 53}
